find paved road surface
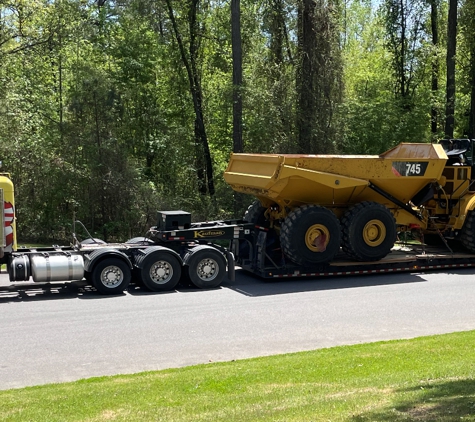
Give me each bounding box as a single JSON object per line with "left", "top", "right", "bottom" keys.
{"left": 1, "top": 268, "right": 475, "bottom": 390}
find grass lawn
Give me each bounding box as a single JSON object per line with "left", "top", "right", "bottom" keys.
{"left": 1, "top": 331, "right": 475, "bottom": 421}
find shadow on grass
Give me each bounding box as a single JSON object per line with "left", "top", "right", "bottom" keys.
{"left": 353, "top": 379, "right": 475, "bottom": 421}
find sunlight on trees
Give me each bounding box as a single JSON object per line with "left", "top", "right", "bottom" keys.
{"left": 0, "top": 0, "right": 473, "bottom": 240}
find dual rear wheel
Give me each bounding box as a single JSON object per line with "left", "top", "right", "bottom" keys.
{"left": 87, "top": 247, "right": 227, "bottom": 294}
{"left": 279, "top": 201, "right": 397, "bottom": 265}
{"left": 341, "top": 201, "right": 397, "bottom": 262}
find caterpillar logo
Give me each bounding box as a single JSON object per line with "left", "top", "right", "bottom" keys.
{"left": 194, "top": 230, "right": 226, "bottom": 238}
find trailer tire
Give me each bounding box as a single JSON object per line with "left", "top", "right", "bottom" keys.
{"left": 244, "top": 201, "right": 268, "bottom": 226}
{"left": 460, "top": 210, "right": 475, "bottom": 252}
{"left": 91, "top": 257, "right": 131, "bottom": 295}
{"left": 341, "top": 201, "right": 397, "bottom": 261}
{"left": 139, "top": 251, "right": 182, "bottom": 292}
{"left": 280, "top": 205, "right": 341, "bottom": 265}
{"left": 185, "top": 246, "right": 226, "bottom": 289}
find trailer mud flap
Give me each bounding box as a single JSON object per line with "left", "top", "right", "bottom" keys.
{"left": 226, "top": 250, "right": 235, "bottom": 282}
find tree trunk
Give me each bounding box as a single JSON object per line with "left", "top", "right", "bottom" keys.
{"left": 231, "top": 0, "right": 245, "bottom": 215}
{"left": 165, "top": 0, "right": 215, "bottom": 196}
{"left": 430, "top": 0, "right": 439, "bottom": 136}
{"left": 399, "top": 0, "right": 407, "bottom": 98}
{"left": 231, "top": 0, "right": 243, "bottom": 154}
{"left": 445, "top": 0, "right": 457, "bottom": 138}
{"left": 296, "top": 0, "right": 317, "bottom": 153}
{"left": 469, "top": 47, "right": 475, "bottom": 139}
{"left": 296, "top": 0, "right": 340, "bottom": 154}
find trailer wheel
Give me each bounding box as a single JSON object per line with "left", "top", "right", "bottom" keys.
{"left": 91, "top": 257, "right": 131, "bottom": 295}
{"left": 244, "top": 201, "right": 268, "bottom": 226}
{"left": 459, "top": 210, "right": 475, "bottom": 252}
{"left": 139, "top": 251, "right": 182, "bottom": 292}
{"left": 280, "top": 205, "right": 341, "bottom": 265}
{"left": 185, "top": 246, "right": 226, "bottom": 289}
{"left": 341, "top": 201, "right": 397, "bottom": 261}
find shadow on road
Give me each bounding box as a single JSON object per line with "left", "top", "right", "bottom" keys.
{"left": 0, "top": 279, "right": 115, "bottom": 302}
{"left": 1, "top": 267, "right": 474, "bottom": 303}
{"left": 222, "top": 267, "right": 475, "bottom": 297}
{"left": 0, "top": 277, "right": 216, "bottom": 303}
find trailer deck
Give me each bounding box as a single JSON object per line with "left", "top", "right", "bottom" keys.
{"left": 241, "top": 243, "right": 475, "bottom": 279}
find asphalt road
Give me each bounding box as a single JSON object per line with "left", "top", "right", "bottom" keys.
{"left": 1, "top": 267, "right": 475, "bottom": 390}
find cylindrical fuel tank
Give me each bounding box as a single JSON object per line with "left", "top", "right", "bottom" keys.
{"left": 9, "top": 255, "right": 31, "bottom": 281}
{"left": 30, "top": 253, "right": 84, "bottom": 282}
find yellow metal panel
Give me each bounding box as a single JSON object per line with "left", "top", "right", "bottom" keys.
{"left": 278, "top": 165, "right": 369, "bottom": 190}
{"left": 380, "top": 142, "right": 447, "bottom": 160}
{"left": 223, "top": 143, "right": 448, "bottom": 208}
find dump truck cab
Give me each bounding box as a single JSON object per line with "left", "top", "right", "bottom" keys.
{"left": 440, "top": 138, "right": 473, "bottom": 166}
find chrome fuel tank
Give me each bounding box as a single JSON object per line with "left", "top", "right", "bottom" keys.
{"left": 31, "top": 253, "right": 84, "bottom": 282}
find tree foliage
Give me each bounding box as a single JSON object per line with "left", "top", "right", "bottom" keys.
{"left": 0, "top": 0, "right": 474, "bottom": 241}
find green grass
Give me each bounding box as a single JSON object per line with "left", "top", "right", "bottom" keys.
{"left": 2, "top": 331, "right": 475, "bottom": 421}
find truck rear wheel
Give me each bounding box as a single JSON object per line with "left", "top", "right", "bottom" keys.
{"left": 184, "top": 246, "right": 226, "bottom": 289}
{"left": 341, "top": 201, "right": 396, "bottom": 261}
{"left": 91, "top": 257, "right": 131, "bottom": 295}
{"left": 139, "top": 251, "right": 182, "bottom": 292}
{"left": 459, "top": 210, "right": 475, "bottom": 252}
{"left": 280, "top": 205, "right": 341, "bottom": 265}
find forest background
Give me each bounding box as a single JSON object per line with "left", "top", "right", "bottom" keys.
{"left": 0, "top": 0, "right": 474, "bottom": 242}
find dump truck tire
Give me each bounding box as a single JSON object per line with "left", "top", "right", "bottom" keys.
{"left": 341, "top": 201, "right": 397, "bottom": 261}
{"left": 460, "top": 210, "right": 475, "bottom": 252}
{"left": 280, "top": 205, "right": 341, "bottom": 265}
{"left": 243, "top": 201, "right": 267, "bottom": 226}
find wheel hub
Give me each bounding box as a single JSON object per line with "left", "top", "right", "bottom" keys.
{"left": 363, "top": 219, "right": 386, "bottom": 246}
{"left": 101, "top": 266, "right": 123, "bottom": 288}
{"left": 150, "top": 261, "right": 173, "bottom": 284}
{"left": 305, "top": 224, "right": 330, "bottom": 252}
{"left": 197, "top": 258, "right": 218, "bottom": 280}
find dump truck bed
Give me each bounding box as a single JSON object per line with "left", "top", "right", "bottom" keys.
{"left": 224, "top": 143, "right": 448, "bottom": 208}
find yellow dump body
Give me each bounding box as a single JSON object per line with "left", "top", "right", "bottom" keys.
{"left": 224, "top": 143, "right": 448, "bottom": 211}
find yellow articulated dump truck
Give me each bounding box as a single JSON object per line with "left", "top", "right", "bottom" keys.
{"left": 224, "top": 139, "right": 475, "bottom": 275}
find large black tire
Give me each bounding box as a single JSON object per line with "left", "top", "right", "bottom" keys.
{"left": 280, "top": 205, "right": 341, "bottom": 265}
{"left": 243, "top": 201, "right": 268, "bottom": 226}
{"left": 184, "top": 246, "right": 227, "bottom": 289}
{"left": 137, "top": 251, "right": 182, "bottom": 292}
{"left": 341, "top": 201, "right": 397, "bottom": 261}
{"left": 459, "top": 210, "right": 475, "bottom": 252}
{"left": 91, "top": 257, "right": 131, "bottom": 295}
